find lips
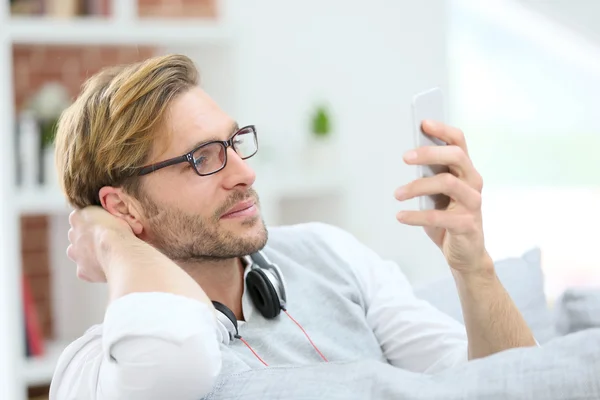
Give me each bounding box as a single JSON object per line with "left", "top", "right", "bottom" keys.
{"left": 221, "top": 199, "right": 255, "bottom": 218}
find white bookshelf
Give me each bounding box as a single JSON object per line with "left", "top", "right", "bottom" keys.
{"left": 17, "top": 188, "right": 72, "bottom": 215}
{"left": 9, "top": 16, "right": 232, "bottom": 46}
{"left": 22, "top": 340, "right": 71, "bottom": 387}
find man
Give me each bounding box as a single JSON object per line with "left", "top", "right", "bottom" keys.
{"left": 49, "top": 54, "right": 536, "bottom": 400}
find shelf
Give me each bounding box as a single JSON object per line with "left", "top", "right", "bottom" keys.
{"left": 23, "top": 340, "right": 69, "bottom": 386}
{"left": 17, "top": 187, "right": 72, "bottom": 215}
{"left": 7, "top": 16, "right": 232, "bottom": 46}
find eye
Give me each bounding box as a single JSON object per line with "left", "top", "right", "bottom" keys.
{"left": 194, "top": 156, "right": 207, "bottom": 167}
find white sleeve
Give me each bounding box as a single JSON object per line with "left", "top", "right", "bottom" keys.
{"left": 49, "top": 292, "right": 222, "bottom": 400}
{"left": 311, "top": 223, "right": 468, "bottom": 374}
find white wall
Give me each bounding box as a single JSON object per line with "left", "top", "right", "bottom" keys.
{"left": 222, "top": 0, "right": 451, "bottom": 282}
{"left": 516, "top": 0, "right": 600, "bottom": 46}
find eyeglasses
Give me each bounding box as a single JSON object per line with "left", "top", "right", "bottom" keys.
{"left": 137, "top": 125, "right": 258, "bottom": 177}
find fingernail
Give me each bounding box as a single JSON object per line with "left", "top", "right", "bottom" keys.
{"left": 394, "top": 188, "right": 404, "bottom": 200}
{"left": 404, "top": 151, "right": 417, "bottom": 161}
{"left": 396, "top": 211, "right": 405, "bottom": 222}
{"left": 424, "top": 120, "right": 437, "bottom": 130}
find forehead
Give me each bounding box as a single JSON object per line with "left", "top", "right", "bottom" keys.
{"left": 157, "top": 86, "right": 234, "bottom": 157}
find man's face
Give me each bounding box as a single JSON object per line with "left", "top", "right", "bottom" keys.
{"left": 136, "top": 86, "right": 268, "bottom": 261}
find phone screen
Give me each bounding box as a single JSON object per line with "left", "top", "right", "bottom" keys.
{"left": 411, "top": 87, "right": 451, "bottom": 210}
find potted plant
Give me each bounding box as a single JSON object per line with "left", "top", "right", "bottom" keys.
{"left": 307, "top": 103, "right": 334, "bottom": 167}
{"left": 25, "top": 82, "right": 71, "bottom": 188}
{"left": 311, "top": 105, "right": 331, "bottom": 140}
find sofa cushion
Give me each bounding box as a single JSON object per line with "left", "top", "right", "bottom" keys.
{"left": 414, "top": 248, "right": 557, "bottom": 344}
{"left": 555, "top": 288, "right": 600, "bottom": 335}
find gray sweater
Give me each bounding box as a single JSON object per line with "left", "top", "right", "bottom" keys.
{"left": 50, "top": 223, "right": 600, "bottom": 399}
{"left": 49, "top": 222, "right": 471, "bottom": 399}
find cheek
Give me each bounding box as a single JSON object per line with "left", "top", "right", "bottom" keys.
{"left": 149, "top": 172, "right": 227, "bottom": 220}
{"left": 176, "top": 176, "right": 223, "bottom": 217}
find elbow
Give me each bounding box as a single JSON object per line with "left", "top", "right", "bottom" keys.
{"left": 161, "top": 335, "right": 222, "bottom": 397}
{"left": 108, "top": 334, "right": 222, "bottom": 400}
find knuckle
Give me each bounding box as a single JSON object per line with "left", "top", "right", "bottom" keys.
{"left": 472, "top": 192, "right": 482, "bottom": 210}
{"left": 463, "top": 213, "right": 479, "bottom": 233}
{"left": 66, "top": 245, "right": 75, "bottom": 260}
{"left": 474, "top": 173, "right": 484, "bottom": 191}
{"left": 441, "top": 172, "right": 456, "bottom": 189}
{"left": 69, "top": 210, "right": 77, "bottom": 225}
{"left": 450, "top": 145, "right": 466, "bottom": 164}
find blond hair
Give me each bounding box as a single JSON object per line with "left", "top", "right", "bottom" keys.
{"left": 54, "top": 54, "right": 199, "bottom": 208}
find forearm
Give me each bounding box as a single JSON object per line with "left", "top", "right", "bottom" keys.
{"left": 98, "top": 229, "right": 213, "bottom": 310}
{"left": 453, "top": 257, "right": 537, "bottom": 359}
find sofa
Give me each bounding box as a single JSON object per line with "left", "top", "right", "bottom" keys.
{"left": 413, "top": 247, "right": 599, "bottom": 344}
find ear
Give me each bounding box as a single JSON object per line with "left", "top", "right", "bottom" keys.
{"left": 98, "top": 186, "right": 144, "bottom": 235}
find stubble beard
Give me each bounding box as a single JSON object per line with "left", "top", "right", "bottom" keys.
{"left": 140, "top": 188, "right": 268, "bottom": 262}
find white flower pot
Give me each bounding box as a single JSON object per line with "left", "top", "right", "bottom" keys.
{"left": 43, "top": 146, "right": 58, "bottom": 189}
{"left": 305, "top": 136, "right": 335, "bottom": 169}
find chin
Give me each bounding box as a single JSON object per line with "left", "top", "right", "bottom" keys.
{"left": 223, "top": 214, "right": 268, "bottom": 249}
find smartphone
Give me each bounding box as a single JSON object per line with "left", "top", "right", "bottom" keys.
{"left": 411, "top": 87, "right": 451, "bottom": 210}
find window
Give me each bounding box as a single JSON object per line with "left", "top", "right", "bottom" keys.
{"left": 448, "top": 0, "right": 600, "bottom": 302}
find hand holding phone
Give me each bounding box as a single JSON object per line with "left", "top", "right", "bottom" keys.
{"left": 411, "top": 87, "right": 451, "bottom": 210}
{"left": 397, "top": 89, "right": 488, "bottom": 272}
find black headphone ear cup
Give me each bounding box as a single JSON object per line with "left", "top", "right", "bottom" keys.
{"left": 246, "top": 268, "right": 281, "bottom": 319}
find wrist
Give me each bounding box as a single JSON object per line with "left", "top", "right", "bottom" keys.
{"left": 451, "top": 252, "right": 496, "bottom": 285}
{"left": 95, "top": 226, "right": 134, "bottom": 277}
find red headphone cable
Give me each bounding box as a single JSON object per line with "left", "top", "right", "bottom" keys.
{"left": 235, "top": 307, "right": 329, "bottom": 366}
{"left": 282, "top": 307, "right": 329, "bottom": 362}
{"left": 235, "top": 334, "right": 269, "bottom": 367}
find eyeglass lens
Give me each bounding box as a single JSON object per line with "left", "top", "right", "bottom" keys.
{"left": 192, "top": 128, "right": 257, "bottom": 175}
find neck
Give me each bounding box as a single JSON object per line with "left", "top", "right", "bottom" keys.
{"left": 179, "top": 257, "right": 246, "bottom": 321}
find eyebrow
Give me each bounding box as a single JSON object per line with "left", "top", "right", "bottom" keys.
{"left": 182, "top": 121, "right": 240, "bottom": 154}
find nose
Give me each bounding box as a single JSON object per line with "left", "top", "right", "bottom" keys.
{"left": 221, "top": 147, "right": 256, "bottom": 190}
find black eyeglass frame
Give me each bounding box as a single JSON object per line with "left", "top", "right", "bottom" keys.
{"left": 137, "top": 125, "right": 258, "bottom": 177}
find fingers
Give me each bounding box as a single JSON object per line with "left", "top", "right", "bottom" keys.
{"left": 403, "top": 145, "right": 483, "bottom": 192}
{"left": 396, "top": 209, "right": 481, "bottom": 235}
{"left": 66, "top": 243, "right": 75, "bottom": 261}
{"left": 421, "top": 120, "right": 469, "bottom": 156}
{"left": 76, "top": 267, "right": 91, "bottom": 282}
{"left": 69, "top": 209, "right": 77, "bottom": 226}
{"left": 395, "top": 173, "right": 482, "bottom": 211}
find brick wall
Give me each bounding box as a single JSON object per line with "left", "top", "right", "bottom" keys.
{"left": 11, "top": 0, "right": 217, "bottom": 18}
{"left": 138, "top": 0, "right": 217, "bottom": 18}
{"left": 94, "top": 0, "right": 217, "bottom": 18}
{"left": 13, "top": 45, "right": 156, "bottom": 112}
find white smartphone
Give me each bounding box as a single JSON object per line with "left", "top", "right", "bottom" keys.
{"left": 411, "top": 87, "right": 450, "bottom": 210}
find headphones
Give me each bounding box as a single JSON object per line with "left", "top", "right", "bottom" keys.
{"left": 212, "top": 251, "right": 287, "bottom": 345}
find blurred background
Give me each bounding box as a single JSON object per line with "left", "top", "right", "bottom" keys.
{"left": 0, "top": 0, "right": 598, "bottom": 398}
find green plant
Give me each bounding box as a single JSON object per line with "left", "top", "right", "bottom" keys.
{"left": 25, "top": 82, "right": 69, "bottom": 149}
{"left": 39, "top": 118, "right": 58, "bottom": 149}
{"left": 311, "top": 105, "right": 331, "bottom": 138}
